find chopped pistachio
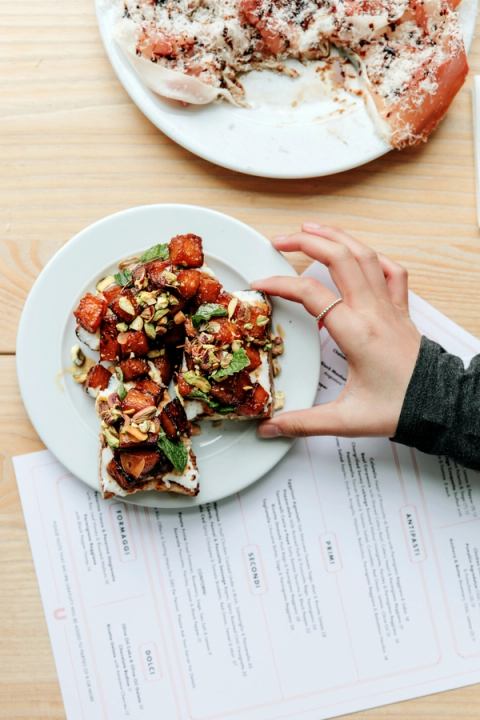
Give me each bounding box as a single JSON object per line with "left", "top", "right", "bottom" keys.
{"left": 208, "top": 349, "right": 219, "bottom": 367}
{"left": 153, "top": 307, "right": 170, "bottom": 322}
{"left": 272, "top": 359, "right": 281, "bottom": 377}
{"left": 220, "top": 352, "right": 233, "bottom": 368}
{"left": 274, "top": 391, "right": 285, "bottom": 411}
{"left": 169, "top": 296, "right": 179, "bottom": 306}
{"left": 272, "top": 337, "right": 284, "bottom": 357}
{"left": 130, "top": 316, "right": 144, "bottom": 331}
{"left": 116, "top": 322, "right": 128, "bottom": 333}
{"left": 137, "top": 290, "right": 158, "bottom": 306}
{"left": 118, "top": 255, "right": 140, "bottom": 271}
{"left": 70, "top": 344, "right": 85, "bottom": 368}
{"left": 144, "top": 323, "right": 156, "bottom": 340}
{"left": 148, "top": 360, "right": 162, "bottom": 385}
{"left": 162, "top": 270, "right": 177, "bottom": 284}
{"left": 72, "top": 369, "right": 88, "bottom": 384}
{"left": 207, "top": 321, "right": 221, "bottom": 334}
{"left": 118, "top": 296, "right": 135, "bottom": 316}
{"left": 96, "top": 275, "right": 116, "bottom": 293}
{"left": 131, "top": 405, "right": 157, "bottom": 423}
{"left": 231, "top": 339, "right": 242, "bottom": 352}
{"left": 124, "top": 426, "right": 148, "bottom": 442}
{"left": 256, "top": 315, "right": 269, "bottom": 326}
{"left": 174, "top": 311, "right": 186, "bottom": 325}
{"left": 183, "top": 371, "right": 211, "bottom": 394}
{"left": 228, "top": 297, "right": 238, "bottom": 319}
{"left": 244, "top": 322, "right": 253, "bottom": 330}
{"left": 147, "top": 349, "right": 164, "bottom": 358}
{"left": 103, "top": 427, "right": 120, "bottom": 448}
{"left": 141, "top": 306, "right": 155, "bottom": 321}
{"left": 155, "top": 294, "right": 169, "bottom": 310}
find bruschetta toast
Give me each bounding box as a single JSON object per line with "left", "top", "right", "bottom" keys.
{"left": 72, "top": 233, "right": 283, "bottom": 498}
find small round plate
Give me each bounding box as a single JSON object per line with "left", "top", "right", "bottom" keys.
{"left": 95, "top": 0, "right": 476, "bottom": 179}
{"left": 17, "top": 204, "right": 321, "bottom": 508}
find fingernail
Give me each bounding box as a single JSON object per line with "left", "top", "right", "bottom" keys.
{"left": 302, "top": 222, "right": 323, "bottom": 232}
{"left": 258, "top": 423, "right": 281, "bottom": 438}
{"left": 273, "top": 235, "right": 288, "bottom": 243}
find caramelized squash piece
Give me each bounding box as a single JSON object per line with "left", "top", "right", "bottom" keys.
{"left": 74, "top": 293, "right": 106, "bottom": 333}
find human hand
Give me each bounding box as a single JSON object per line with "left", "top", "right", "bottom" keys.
{"left": 252, "top": 224, "right": 422, "bottom": 439}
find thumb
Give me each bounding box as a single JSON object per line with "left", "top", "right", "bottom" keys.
{"left": 258, "top": 403, "right": 344, "bottom": 438}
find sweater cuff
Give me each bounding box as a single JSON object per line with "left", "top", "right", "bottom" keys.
{"left": 391, "top": 336, "right": 444, "bottom": 448}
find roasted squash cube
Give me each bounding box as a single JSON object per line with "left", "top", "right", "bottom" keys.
{"left": 152, "top": 354, "right": 173, "bottom": 385}
{"left": 118, "top": 358, "right": 149, "bottom": 381}
{"left": 134, "top": 377, "right": 163, "bottom": 399}
{"left": 176, "top": 269, "right": 201, "bottom": 299}
{"left": 99, "top": 317, "right": 120, "bottom": 362}
{"left": 74, "top": 293, "right": 106, "bottom": 333}
{"left": 238, "top": 383, "right": 270, "bottom": 416}
{"left": 169, "top": 234, "right": 204, "bottom": 268}
{"left": 245, "top": 345, "right": 261, "bottom": 371}
{"left": 196, "top": 273, "right": 222, "bottom": 303}
{"left": 160, "top": 399, "right": 189, "bottom": 440}
{"left": 118, "top": 330, "right": 150, "bottom": 357}
{"left": 119, "top": 450, "right": 160, "bottom": 479}
{"left": 85, "top": 364, "right": 111, "bottom": 391}
{"left": 122, "top": 388, "right": 155, "bottom": 414}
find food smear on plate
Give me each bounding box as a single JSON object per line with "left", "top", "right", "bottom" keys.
{"left": 72, "top": 233, "right": 283, "bottom": 499}
{"left": 112, "top": 0, "right": 468, "bottom": 148}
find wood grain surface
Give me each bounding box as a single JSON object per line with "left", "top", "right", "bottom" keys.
{"left": 1, "top": 0, "right": 479, "bottom": 717}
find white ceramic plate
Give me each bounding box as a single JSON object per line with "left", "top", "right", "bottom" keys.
{"left": 95, "top": 0, "right": 476, "bottom": 179}
{"left": 17, "top": 204, "right": 320, "bottom": 508}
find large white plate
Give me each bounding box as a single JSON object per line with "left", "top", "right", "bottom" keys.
{"left": 17, "top": 204, "right": 321, "bottom": 508}
{"left": 96, "top": 0, "right": 476, "bottom": 179}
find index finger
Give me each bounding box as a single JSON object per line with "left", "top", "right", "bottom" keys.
{"left": 272, "top": 232, "right": 372, "bottom": 306}
{"left": 251, "top": 274, "right": 357, "bottom": 346}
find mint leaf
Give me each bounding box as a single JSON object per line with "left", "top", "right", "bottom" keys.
{"left": 188, "top": 389, "right": 234, "bottom": 414}
{"left": 188, "top": 388, "right": 219, "bottom": 409}
{"left": 114, "top": 269, "right": 132, "bottom": 287}
{"left": 140, "top": 243, "right": 169, "bottom": 263}
{"left": 158, "top": 433, "right": 188, "bottom": 473}
{"left": 192, "top": 303, "right": 227, "bottom": 328}
{"left": 211, "top": 348, "right": 249, "bottom": 382}
{"left": 217, "top": 406, "right": 235, "bottom": 414}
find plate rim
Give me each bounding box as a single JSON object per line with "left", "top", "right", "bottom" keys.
{"left": 16, "top": 203, "right": 321, "bottom": 508}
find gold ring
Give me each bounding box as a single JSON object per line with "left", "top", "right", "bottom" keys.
{"left": 315, "top": 297, "right": 343, "bottom": 324}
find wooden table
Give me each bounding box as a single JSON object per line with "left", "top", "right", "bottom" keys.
{"left": 1, "top": 1, "right": 480, "bottom": 718}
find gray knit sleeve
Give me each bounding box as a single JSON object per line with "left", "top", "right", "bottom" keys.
{"left": 392, "top": 336, "right": 480, "bottom": 470}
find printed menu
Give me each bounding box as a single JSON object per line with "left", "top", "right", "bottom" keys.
{"left": 14, "top": 264, "right": 480, "bottom": 720}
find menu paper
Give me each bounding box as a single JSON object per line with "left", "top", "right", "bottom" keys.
{"left": 14, "top": 263, "right": 480, "bottom": 720}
